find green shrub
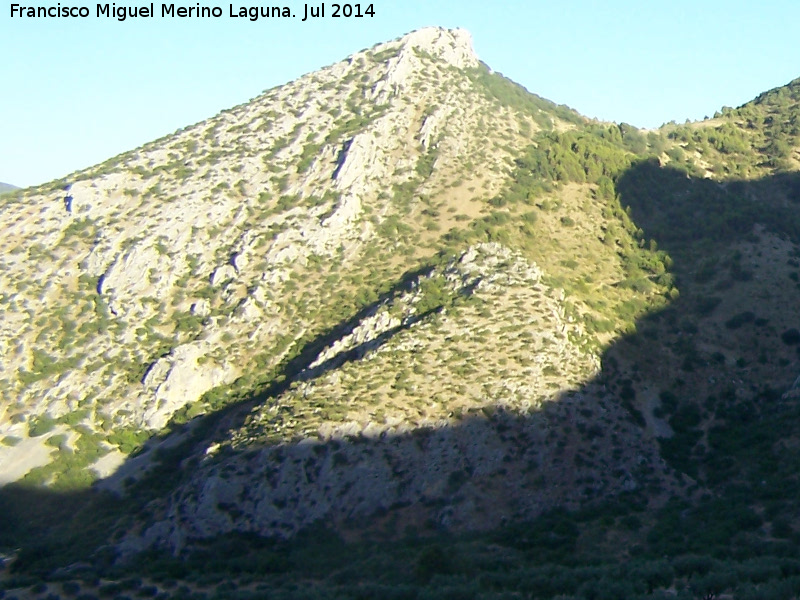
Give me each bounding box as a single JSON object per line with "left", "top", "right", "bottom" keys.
{"left": 46, "top": 434, "right": 68, "bottom": 449}
{"left": 28, "top": 415, "right": 57, "bottom": 437}
{"left": 781, "top": 328, "right": 800, "bottom": 345}
{"left": 725, "top": 311, "right": 756, "bottom": 329}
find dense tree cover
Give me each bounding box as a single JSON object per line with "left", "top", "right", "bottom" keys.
{"left": 514, "top": 128, "right": 631, "bottom": 187}
{"left": 662, "top": 77, "right": 800, "bottom": 177}
{"left": 618, "top": 162, "right": 800, "bottom": 258}
{"left": 498, "top": 123, "right": 662, "bottom": 202}
{"left": 10, "top": 492, "right": 800, "bottom": 599}
{"left": 467, "top": 62, "right": 586, "bottom": 129}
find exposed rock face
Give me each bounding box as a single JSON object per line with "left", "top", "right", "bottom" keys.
{"left": 141, "top": 341, "right": 240, "bottom": 430}
{"left": 7, "top": 24, "right": 800, "bottom": 583}
{"left": 373, "top": 28, "right": 478, "bottom": 99}
{"left": 128, "top": 398, "right": 666, "bottom": 555}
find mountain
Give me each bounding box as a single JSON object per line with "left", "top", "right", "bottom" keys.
{"left": 0, "top": 182, "right": 18, "bottom": 193}
{"left": 2, "top": 26, "right": 673, "bottom": 515}
{"left": 0, "top": 27, "right": 593, "bottom": 477}
{"left": 2, "top": 27, "right": 800, "bottom": 598}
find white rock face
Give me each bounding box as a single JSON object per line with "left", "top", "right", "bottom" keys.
{"left": 334, "top": 134, "right": 378, "bottom": 190}
{"left": 190, "top": 299, "right": 211, "bottom": 318}
{"left": 0, "top": 435, "right": 54, "bottom": 484}
{"left": 100, "top": 243, "right": 164, "bottom": 316}
{"left": 378, "top": 27, "right": 479, "bottom": 97}
{"left": 141, "top": 341, "right": 240, "bottom": 430}
{"left": 210, "top": 264, "right": 237, "bottom": 287}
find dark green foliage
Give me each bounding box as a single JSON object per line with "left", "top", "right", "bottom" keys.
{"left": 616, "top": 161, "right": 765, "bottom": 252}
{"left": 630, "top": 561, "right": 674, "bottom": 593}
{"left": 781, "top": 328, "right": 800, "bottom": 345}
{"left": 595, "top": 175, "right": 615, "bottom": 200}
{"left": 618, "top": 383, "right": 646, "bottom": 426}
{"left": 413, "top": 276, "right": 452, "bottom": 314}
{"left": 493, "top": 508, "right": 579, "bottom": 561}
{"left": 416, "top": 144, "right": 439, "bottom": 178}
{"left": 467, "top": 63, "right": 584, "bottom": 128}
{"left": 689, "top": 570, "right": 738, "bottom": 599}
{"left": 619, "top": 123, "right": 648, "bottom": 155}
{"left": 725, "top": 311, "right": 756, "bottom": 330}
{"left": 28, "top": 416, "right": 56, "bottom": 438}
{"left": 666, "top": 146, "right": 685, "bottom": 163}
{"left": 296, "top": 142, "right": 321, "bottom": 174}
{"left": 694, "top": 296, "right": 722, "bottom": 316}
{"left": 106, "top": 428, "right": 150, "bottom": 455}
{"left": 45, "top": 434, "right": 67, "bottom": 449}
{"left": 414, "top": 545, "right": 452, "bottom": 583}
{"left": 509, "top": 126, "right": 632, "bottom": 191}
{"left": 324, "top": 103, "right": 389, "bottom": 146}
{"left": 173, "top": 312, "right": 204, "bottom": 333}
{"left": 658, "top": 429, "right": 702, "bottom": 477}
{"left": 648, "top": 499, "right": 762, "bottom": 557}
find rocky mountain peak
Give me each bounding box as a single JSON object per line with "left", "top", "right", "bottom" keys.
{"left": 394, "top": 26, "right": 479, "bottom": 70}
{"left": 341, "top": 26, "right": 479, "bottom": 100}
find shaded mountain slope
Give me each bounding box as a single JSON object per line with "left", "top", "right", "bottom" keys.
{"left": 118, "top": 243, "right": 677, "bottom": 554}
{"left": 0, "top": 26, "right": 682, "bottom": 555}
{"left": 110, "top": 74, "right": 800, "bottom": 563}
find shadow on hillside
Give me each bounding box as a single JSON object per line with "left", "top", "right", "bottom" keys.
{"left": 101, "top": 266, "right": 484, "bottom": 493}
{"left": 5, "top": 162, "right": 800, "bottom": 575}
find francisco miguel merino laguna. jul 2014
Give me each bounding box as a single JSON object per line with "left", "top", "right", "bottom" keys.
{"left": 10, "top": 2, "right": 375, "bottom": 20}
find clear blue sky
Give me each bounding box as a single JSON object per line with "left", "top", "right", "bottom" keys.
{"left": 2, "top": 0, "right": 799, "bottom": 187}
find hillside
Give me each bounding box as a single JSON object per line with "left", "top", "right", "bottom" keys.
{"left": 0, "top": 182, "right": 18, "bottom": 193}
{"left": 2, "top": 26, "right": 800, "bottom": 600}
{"left": 0, "top": 27, "right": 668, "bottom": 497}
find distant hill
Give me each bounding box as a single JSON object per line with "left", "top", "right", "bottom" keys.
{"left": 0, "top": 182, "right": 17, "bottom": 193}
